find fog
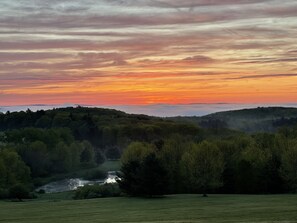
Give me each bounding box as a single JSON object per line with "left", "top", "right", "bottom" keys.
{"left": 1, "top": 103, "right": 297, "bottom": 117}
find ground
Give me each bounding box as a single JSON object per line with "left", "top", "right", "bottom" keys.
{"left": 1, "top": 194, "right": 297, "bottom": 223}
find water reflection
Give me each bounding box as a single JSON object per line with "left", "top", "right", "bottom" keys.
{"left": 104, "top": 171, "right": 119, "bottom": 184}
{"left": 37, "top": 171, "right": 119, "bottom": 193}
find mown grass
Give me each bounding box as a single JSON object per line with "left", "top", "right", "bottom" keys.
{"left": 1, "top": 194, "right": 297, "bottom": 223}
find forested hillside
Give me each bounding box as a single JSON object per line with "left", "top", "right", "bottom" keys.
{"left": 1, "top": 106, "right": 297, "bottom": 199}
{"left": 0, "top": 106, "right": 201, "bottom": 157}
{"left": 0, "top": 106, "right": 202, "bottom": 198}
{"left": 172, "top": 107, "right": 297, "bottom": 132}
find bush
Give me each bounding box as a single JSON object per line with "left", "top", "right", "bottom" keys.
{"left": 74, "top": 183, "right": 121, "bottom": 199}
{"left": 0, "top": 188, "right": 9, "bottom": 199}
{"left": 37, "top": 189, "right": 46, "bottom": 194}
{"left": 9, "top": 184, "right": 30, "bottom": 201}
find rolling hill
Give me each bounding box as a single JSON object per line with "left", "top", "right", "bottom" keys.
{"left": 171, "top": 107, "right": 297, "bottom": 133}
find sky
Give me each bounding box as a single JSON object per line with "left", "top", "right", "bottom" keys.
{"left": 0, "top": 0, "right": 297, "bottom": 108}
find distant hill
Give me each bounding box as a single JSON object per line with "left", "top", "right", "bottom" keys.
{"left": 2, "top": 106, "right": 297, "bottom": 134}
{"left": 0, "top": 106, "right": 201, "bottom": 150}
{"left": 171, "top": 107, "right": 297, "bottom": 133}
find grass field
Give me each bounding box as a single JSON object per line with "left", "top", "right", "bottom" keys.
{"left": 1, "top": 194, "right": 297, "bottom": 223}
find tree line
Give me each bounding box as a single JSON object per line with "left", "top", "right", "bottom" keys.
{"left": 0, "top": 107, "right": 297, "bottom": 199}
{"left": 119, "top": 128, "right": 297, "bottom": 196}
{"left": 0, "top": 128, "right": 100, "bottom": 199}
{"left": 0, "top": 107, "right": 201, "bottom": 199}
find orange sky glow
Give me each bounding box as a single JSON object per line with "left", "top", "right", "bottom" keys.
{"left": 0, "top": 0, "right": 297, "bottom": 106}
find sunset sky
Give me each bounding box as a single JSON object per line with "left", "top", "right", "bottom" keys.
{"left": 1, "top": 0, "right": 297, "bottom": 106}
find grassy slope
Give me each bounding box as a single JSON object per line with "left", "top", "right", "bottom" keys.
{"left": 1, "top": 194, "right": 297, "bottom": 223}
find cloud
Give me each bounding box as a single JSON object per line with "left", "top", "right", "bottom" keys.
{"left": 183, "top": 55, "right": 215, "bottom": 63}
{"left": 234, "top": 57, "right": 297, "bottom": 64}
{"left": 0, "top": 0, "right": 297, "bottom": 105}
{"left": 106, "top": 0, "right": 271, "bottom": 8}
{"left": 77, "top": 52, "right": 129, "bottom": 67}
{"left": 0, "top": 12, "right": 235, "bottom": 30}
{"left": 225, "top": 73, "right": 297, "bottom": 80}
{"left": 133, "top": 55, "right": 217, "bottom": 69}
{"left": 0, "top": 52, "right": 70, "bottom": 62}
{"left": 0, "top": 0, "right": 296, "bottom": 31}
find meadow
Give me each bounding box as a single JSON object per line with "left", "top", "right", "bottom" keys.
{"left": 1, "top": 194, "right": 297, "bottom": 223}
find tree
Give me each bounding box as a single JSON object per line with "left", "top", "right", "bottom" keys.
{"left": 105, "top": 147, "right": 121, "bottom": 160}
{"left": 22, "top": 141, "right": 50, "bottom": 177}
{"left": 215, "top": 140, "right": 241, "bottom": 193}
{"left": 119, "top": 153, "right": 168, "bottom": 197}
{"left": 121, "top": 142, "right": 155, "bottom": 164}
{"left": 138, "top": 153, "right": 168, "bottom": 197}
{"left": 52, "top": 114, "right": 71, "bottom": 127}
{"left": 95, "top": 150, "right": 105, "bottom": 165}
{"left": 181, "top": 141, "right": 224, "bottom": 196}
{"left": 69, "top": 142, "right": 83, "bottom": 169}
{"left": 9, "top": 184, "right": 30, "bottom": 201}
{"left": 0, "top": 149, "right": 31, "bottom": 188}
{"left": 51, "top": 142, "right": 72, "bottom": 172}
{"left": 159, "top": 136, "right": 191, "bottom": 193}
{"left": 119, "top": 142, "right": 168, "bottom": 197}
{"left": 118, "top": 159, "right": 142, "bottom": 196}
{"left": 235, "top": 144, "right": 271, "bottom": 193}
{"left": 80, "top": 141, "right": 95, "bottom": 167}
{"left": 280, "top": 140, "right": 297, "bottom": 192}
{"left": 35, "top": 115, "right": 52, "bottom": 128}
{"left": 0, "top": 158, "right": 6, "bottom": 187}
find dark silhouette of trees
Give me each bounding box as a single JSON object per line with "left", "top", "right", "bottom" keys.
{"left": 119, "top": 153, "right": 168, "bottom": 197}
{"left": 9, "top": 184, "right": 30, "bottom": 201}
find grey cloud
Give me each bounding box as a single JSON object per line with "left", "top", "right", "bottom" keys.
{"left": 235, "top": 58, "right": 297, "bottom": 64}
{"left": 0, "top": 52, "right": 70, "bottom": 62}
{"left": 77, "top": 52, "right": 129, "bottom": 66}
{"left": 183, "top": 55, "right": 215, "bottom": 63}
{"left": 225, "top": 73, "right": 297, "bottom": 80}
{"left": 0, "top": 52, "right": 129, "bottom": 72}
{"left": 0, "top": 12, "right": 234, "bottom": 29}
{"left": 134, "top": 55, "right": 217, "bottom": 68}
{"left": 0, "top": 40, "right": 97, "bottom": 50}
{"left": 106, "top": 0, "right": 271, "bottom": 8}
{"left": 12, "top": 0, "right": 92, "bottom": 13}
{"left": 1, "top": 2, "right": 297, "bottom": 31}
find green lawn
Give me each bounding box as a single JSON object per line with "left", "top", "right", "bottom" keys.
{"left": 1, "top": 194, "right": 297, "bottom": 223}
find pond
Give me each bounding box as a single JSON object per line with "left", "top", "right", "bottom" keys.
{"left": 37, "top": 171, "right": 120, "bottom": 193}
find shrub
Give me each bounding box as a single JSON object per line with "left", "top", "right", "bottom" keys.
{"left": 0, "top": 188, "right": 9, "bottom": 199}
{"left": 9, "top": 184, "right": 30, "bottom": 201}
{"left": 74, "top": 183, "right": 121, "bottom": 199}
{"left": 37, "top": 189, "right": 46, "bottom": 194}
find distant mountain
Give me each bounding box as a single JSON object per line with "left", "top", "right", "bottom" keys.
{"left": 2, "top": 106, "right": 297, "bottom": 133}
{"left": 171, "top": 107, "right": 297, "bottom": 133}
{"left": 2, "top": 103, "right": 297, "bottom": 117}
